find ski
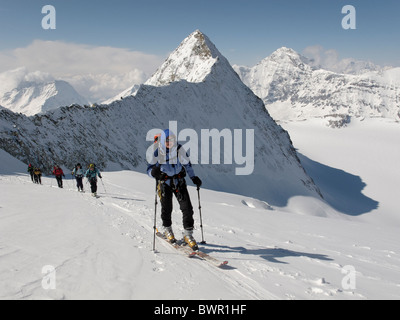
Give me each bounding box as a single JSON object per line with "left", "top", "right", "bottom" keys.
{"left": 193, "top": 250, "right": 229, "bottom": 268}
{"left": 156, "top": 231, "right": 196, "bottom": 257}
{"left": 156, "top": 232, "right": 228, "bottom": 268}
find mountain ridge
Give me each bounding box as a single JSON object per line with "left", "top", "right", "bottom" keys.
{"left": 234, "top": 47, "right": 400, "bottom": 127}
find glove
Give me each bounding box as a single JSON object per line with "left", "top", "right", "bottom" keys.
{"left": 151, "top": 166, "right": 163, "bottom": 180}
{"left": 99, "top": 175, "right": 102, "bottom": 179}
{"left": 191, "top": 176, "right": 202, "bottom": 188}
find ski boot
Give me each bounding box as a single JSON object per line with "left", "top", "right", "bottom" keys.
{"left": 163, "top": 226, "right": 176, "bottom": 243}
{"left": 183, "top": 229, "right": 199, "bottom": 251}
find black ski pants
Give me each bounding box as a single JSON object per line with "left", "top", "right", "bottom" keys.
{"left": 56, "top": 175, "right": 63, "bottom": 188}
{"left": 34, "top": 174, "right": 41, "bottom": 184}
{"left": 76, "top": 177, "right": 84, "bottom": 191}
{"left": 160, "top": 181, "right": 194, "bottom": 230}
{"left": 89, "top": 178, "right": 97, "bottom": 193}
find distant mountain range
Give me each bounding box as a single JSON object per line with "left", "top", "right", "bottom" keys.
{"left": 233, "top": 47, "right": 400, "bottom": 127}
{"left": 0, "top": 79, "right": 89, "bottom": 116}
{"left": 1, "top": 42, "right": 399, "bottom": 128}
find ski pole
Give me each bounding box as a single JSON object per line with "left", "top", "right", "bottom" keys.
{"left": 197, "top": 186, "right": 206, "bottom": 244}
{"left": 153, "top": 180, "right": 159, "bottom": 252}
{"left": 71, "top": 173, "right": 75, "bottom": 190}
{"left": 100, "top": 177, "right": 107, "bottom": 194}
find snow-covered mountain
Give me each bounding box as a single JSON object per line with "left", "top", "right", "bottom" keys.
{"left": 234, "top": 48, "right": 400, "bottom": 127}
{"left": 0, "top": 30, "right": 321, "bottom": 207}
{"left": 105, "top": 30, "right": 233, "bottom": 103}
{"left": 0, "top": 79, "right": 89, "bottom": 116}
{"left": 145, "top": 30, "right": 233, "bottom": 86}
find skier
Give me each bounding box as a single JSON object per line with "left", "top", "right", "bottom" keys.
{"left": 27, "top": 164, "right": 34, "bottom": 182}
{"left": 154, "top": 133, "right": 161, "bottom": 144}
{"left": 72, "top": 163, "right": 85, "bottom": 192}
{"left": 85, "top": 164, "right": 102, "bottom": 197}
{"left": 33, "top": 167, "right": 42, "bottom": 184}
{"left": 147, "top": 129, "right": 202, "bottom": 250}
{"left": 52, "top": 165, "right": 65, "bottom": 188}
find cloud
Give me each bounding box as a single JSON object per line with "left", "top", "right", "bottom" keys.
{"left": 0, "top": 68, "right": 28, "bottom": 95}
{"left": 67, "top": 71, "right": 146, "bottom": 103}
{"left": 0, "top": 67, "right": 55, "bottom": 96}
{"left": 0, "top": 40, "right": 164, "bottom": 102}
{"left": 302, "top": 45, "right": 340, "bottom": 70}
{"left": 302, "top": 45, "right": 382, "bottom": 75}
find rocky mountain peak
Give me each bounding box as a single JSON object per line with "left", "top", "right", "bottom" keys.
{"left": 146, "top": 30, "right": 234, "bottom": 86}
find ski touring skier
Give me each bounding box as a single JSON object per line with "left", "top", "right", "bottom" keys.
{"left": 147, "top": 129, "right": 202, "bottom": 251}
{"left": 72, "top": 163, "right": 85, "bottom": 192}
{"left": 33, "top": 167, "right": 42, "bottom": 184}
{"left": 85, "top": 164, "right": 102, "bottom": 197}
{"left": 53, "top": 165, "right": 65, "bottom": 188}
{"left": 27, "top": 164, "right": 34, "bottom": 182}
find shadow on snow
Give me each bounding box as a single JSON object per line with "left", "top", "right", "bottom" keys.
{"left": 201, "top": 243, "right": 333, "bottom": 265}
{"left": 298, "top": 153, "right": 379, "bottom": 216}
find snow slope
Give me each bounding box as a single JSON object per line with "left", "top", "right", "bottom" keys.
{"left": 0, "top": 80, "right": 89, "bottom": 116}
{"left": 282, "top": 118, "right": 400, "bottom": 228}
{"left": 1, "top": 148, "right": 399, "bottom": 300}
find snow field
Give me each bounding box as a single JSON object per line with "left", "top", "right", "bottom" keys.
{"left": 1, "top": 166, "right": 399, "bottom": 299}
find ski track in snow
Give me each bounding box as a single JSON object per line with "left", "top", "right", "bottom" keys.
{"left": 1, "top": 173, "right": 278, "bottom": 300}
{"left": 1, "top": 161, "right": 400, "bottom": 299}
{"left": 98, "top": 181, "right": 278, "bottom": 300}
{"left": 2, "top": 173, "right": 274, "bottom": 299}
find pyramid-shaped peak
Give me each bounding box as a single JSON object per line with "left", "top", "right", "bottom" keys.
{"left": 182, "top": 30, "right": 222, "bottom": 58}
{"left": 146, "top": 30, "right": 232, "bottom": 86}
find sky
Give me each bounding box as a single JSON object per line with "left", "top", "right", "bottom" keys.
{"left": 0, "top": 0, "right": 399, "bottom": 101}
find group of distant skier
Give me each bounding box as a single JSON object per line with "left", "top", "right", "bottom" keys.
{"left": 27, "top": 164, "right": 42, "bottom": 185}
{"left": 27, "top": 163, "right": 103, "bottom": 197}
